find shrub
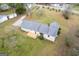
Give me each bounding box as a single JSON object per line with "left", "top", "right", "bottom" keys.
{"left": 57, "top": 28, "right": 61, "bottom": 35}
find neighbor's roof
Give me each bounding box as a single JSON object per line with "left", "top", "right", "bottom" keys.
{"left": 0, "top": 4, "right": 10, "bottom": 10}
{"left": 48, "top": 22, "right": 60, "bottom": 36}
{"left": 21, "top": 20, "right": 40, "bottom": 32}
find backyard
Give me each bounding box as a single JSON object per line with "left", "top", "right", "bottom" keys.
{"left": 0, "top": 4, "right": 79, "bottom": 56}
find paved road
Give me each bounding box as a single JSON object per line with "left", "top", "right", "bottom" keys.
{"left": 12, "top": 15, "right": 26, "bottom": 27}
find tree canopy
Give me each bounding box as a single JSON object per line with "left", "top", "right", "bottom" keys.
{"left": 15, "top": 4, "right": 26, "bottom": 15}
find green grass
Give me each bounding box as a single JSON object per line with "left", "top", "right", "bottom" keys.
{"left": 0, "top": 15, "right": 54, "bottom": 56}
{"left": 0, "top": 5, "right": 79, "bottom": 56}
{"left": 0, "top": 21, "right": 53, "bottom": 55}
{"left": 4, "top": 31, "right": 51, "bottom": 56}
{"left": 72, "top": 4, "right": 79, "bottom": 11}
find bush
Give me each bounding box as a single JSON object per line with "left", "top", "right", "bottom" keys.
{"left": 15, "top": 5, "right": 26, "bottom": 15}
{"left": 57, "top": 28, "right": 61, "bottom": 35}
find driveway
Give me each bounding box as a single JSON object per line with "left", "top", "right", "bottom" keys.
{"left": 12, "top": 15, "right": 26, "bottom": 27}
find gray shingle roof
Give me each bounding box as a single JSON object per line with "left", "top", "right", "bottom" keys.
{"left": 38, "top": 24, "right": 49, "bottom": 34}
{"left": 48, "top": 22, "right": 60, "bottom": 36}
{"left": 21, "top": 20, "right": 40, "bottom": 32}
{"left": 21, "top": 20, "right": 60, "bottom": 37}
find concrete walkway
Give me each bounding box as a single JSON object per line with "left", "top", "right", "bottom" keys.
{"left": 12, "top": 15, "right": 26, "bottom": 27}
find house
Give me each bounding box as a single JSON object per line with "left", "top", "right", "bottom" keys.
{"left": 0, "top": 15, "right": 8, "bottom": 23}
{"left": 21, "top": 20, "right": 60, "bottom": 42}
{"left": 50, "top": 3, "right": 70, "bottom": 11}
{"left": 0, "top": 4, "right": 10, "bottom": 11}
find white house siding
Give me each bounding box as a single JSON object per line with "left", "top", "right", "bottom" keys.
{"left": 21, "top": 27, "right": 56, "bottom": 41}
{"left": 21, "top": 27, "right": 31, "bottom": 32}
{"left": 0, "top": 16, "right": 8, "bottom": 23}
{"left": 48, "top": 36, "right": 56, "bottom": 42}
{"left": 21, "top": 27, "right": 36, "bottom": 34}
{"left": 8, "top": 13, "right": 17, "bottom": 19}
{"left": 36, "top": 32, "right": 40, "bottom": 36}
{"left": 21, "top": 27, "right": 40, "bottom": 36}
{"left": 43, "top": 34, "right": 56, "bottom": 42}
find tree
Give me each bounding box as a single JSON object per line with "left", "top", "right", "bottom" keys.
{"left": 63, "top": 4, "right": 71, "bottom": 19}
{"left": 24, "top": 3, "right": 33, "bottom": 19}
{"left": 15, "top": 4, "right": 26, "bottom": 15}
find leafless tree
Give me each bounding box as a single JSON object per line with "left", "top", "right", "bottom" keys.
{"left": 63, "top": 4, "right": 71, "bottom": 19}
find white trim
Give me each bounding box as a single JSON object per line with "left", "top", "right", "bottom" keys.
{"left": 43, "top": 34, "right": 56, "bottom": 42}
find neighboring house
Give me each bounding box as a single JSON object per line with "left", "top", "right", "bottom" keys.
{"left": 50, "top": 3, "right": 70, "bottom": 11}
{"left": 0, "top": 4, "right": 10, "bottom": 11}
{"left": 50, "top": 3, "right": 65, "bottom": 8}
{"left": 35, "top": 3, "right": 70, "bottom": 11}
{"left": 0, "top": 13, "right": 17, "bottom": 23}
{"left": 0, "top": 15, "right": 8, "bottom": 23}
{"left": 21, "top": 20, "right": 60, "bottom": 42}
